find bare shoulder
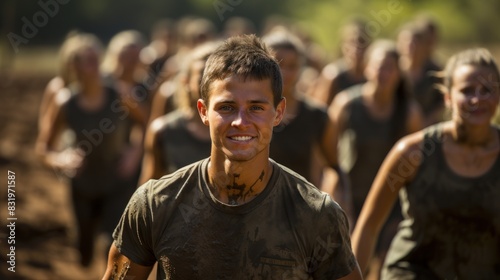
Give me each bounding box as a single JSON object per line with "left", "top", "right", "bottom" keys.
{"left": 394, "top": 129, "right": 426, "bottom": 158}
{"left": 54, "top": 87, "right": 72, "bottom": 107}
{"left": 45, "top": 76, "right": 65, "bottom": 93}
{"left": 328, "top": 89, "right": 355, "bottom": 115}
{"left": 148, "top": 116, "right": 165, "bottom": 134}
{"left": 148, "top": 114, "right": 171, "bottom": 135}
{"left": 157, "top": 80, "right": 176, "bottom": 99}
{"left": 369, "top": 130, "right": 428, "bottom": 189}
{"left": 386, "top": 129, "right": 429, "bottom": 179}
{"left": 321, "top": 62, "right": 341, "bottom": 81}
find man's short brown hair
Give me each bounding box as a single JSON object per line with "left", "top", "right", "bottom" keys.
{"left": 200, "top": 34, "right": 283, "bottom": 107}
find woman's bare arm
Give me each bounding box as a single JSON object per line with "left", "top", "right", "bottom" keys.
{"left": 139, "top": 118, "right": 167, "bottom": 184}
{"left": 350, "top": 132, "right": 424, "bottom": 274}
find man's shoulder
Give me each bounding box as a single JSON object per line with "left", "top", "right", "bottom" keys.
{"left": 140, "top": 158, "right": 207, "bottom": 202}
{"left": 273, "top": 161, "right": 335, "bottom": 210}
{"left": 272, "top": 160, "right": 347, "bottom": 227}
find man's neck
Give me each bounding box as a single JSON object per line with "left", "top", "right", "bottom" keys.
{"left": 207, "top": 157, "right": 272, "bottom": 205}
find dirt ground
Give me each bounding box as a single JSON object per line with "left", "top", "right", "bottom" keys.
{"left": 0, "top": 73, "right": 125, "bottom": 280}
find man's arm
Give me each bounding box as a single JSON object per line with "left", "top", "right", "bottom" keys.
{"left": 102, "top": 243, "right": 153, "bottom": 280}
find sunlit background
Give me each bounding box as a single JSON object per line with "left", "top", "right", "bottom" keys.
{"left": 2, "top": 0, "right": 500, "bottom": 73}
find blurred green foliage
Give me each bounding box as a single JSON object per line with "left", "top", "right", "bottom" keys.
{"left": 289, "top": 0, "right": 500, "bottom": 53}
{"left": 1, "top": 0, "right": 500, "bottom": 52}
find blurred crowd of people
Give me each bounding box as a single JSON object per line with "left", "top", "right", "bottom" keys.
{"left": 34, "top": 13, "right": 500, "bottom": 279}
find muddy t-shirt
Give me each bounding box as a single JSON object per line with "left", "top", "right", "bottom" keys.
{"left": 113, "top": 158, "right": 356, "bottom": 279}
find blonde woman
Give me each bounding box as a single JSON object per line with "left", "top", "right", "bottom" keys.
{"left": 36, "top": 33, "right": 143, "bottom": 268}
{"left": 101, "top": 30, "right": 149, "bottom": 125}
{"left": 351, "top": 48, "right": 500, "bottom": 279}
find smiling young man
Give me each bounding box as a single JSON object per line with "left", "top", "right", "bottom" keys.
{"left": 103, "top": 34, "right": 361, "bottom": 280}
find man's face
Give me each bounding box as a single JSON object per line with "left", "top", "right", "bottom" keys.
{"left": 197, "top": 75, "right": 285, "bottom": 162}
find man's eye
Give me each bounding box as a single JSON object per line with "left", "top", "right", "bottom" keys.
{"left": 461, "top": 87, "right": 475, "bottom": 96}
{"left": 219, "top": 105, "right": 233, "bottom": 111}
{"left": 251, "top": 105, "right": 264, "bottom": 111}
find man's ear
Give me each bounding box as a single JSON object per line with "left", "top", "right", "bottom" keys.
{"left": 197, "top": 99, "right": 209, "bottom": 126}
{"left": 273, "top": 97, "right": 286, "bottom": 126}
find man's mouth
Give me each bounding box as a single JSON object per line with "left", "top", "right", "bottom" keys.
{"left": 230, "top": 136, "right": 253, "bottom": 141}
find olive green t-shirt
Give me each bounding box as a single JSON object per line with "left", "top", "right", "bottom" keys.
{"left": 113, "top": 158, "right": 356, "bottom": 279}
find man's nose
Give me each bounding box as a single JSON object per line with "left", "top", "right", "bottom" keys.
{"left": 471, "top": 86, "right": 490, "bottom": 102}
{"left": 232, "top": 109, "right": 250, "bottom": 127}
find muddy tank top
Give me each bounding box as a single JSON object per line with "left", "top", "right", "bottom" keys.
{"left": 159, "top": 110, "right": 211, "bottom": 174}
{"left": 412, "top": 62, "right": 443, "bottom": 117}
{"left": 270, "top": 98, "right": 328, "bottom": 182}
{"left": 64, "top": 86, "right": 129, "bottom": 193}
{"left": 383, "top": 123, "right": 500, "bottom": 279}
{"left": 333, "top": 59, "right": 367, "bottom": 94}
{"left": 338, "top": 85, "right": 399, "bottom": 217}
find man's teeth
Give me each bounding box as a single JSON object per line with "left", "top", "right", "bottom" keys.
{"left": 231, "top": 136, "right": 252, "bottom": 141}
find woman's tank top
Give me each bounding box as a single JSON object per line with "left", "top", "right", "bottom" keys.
{"left": 270, "top": 99, "right": 329, "bottom": 182}
{"left": 159, "top": 110, "right": 211, "bottom": 174}
{"left": 383, "top": 123, "right": 500, "bottom": 279}
{"left": 332, "top": 59, "right": 367, "bottom": 95}
{"left": 64, "top": 86, "right": 130, "bottom": 192}
{"left": 338, "top": 85, "right": 400, "bottom": 217}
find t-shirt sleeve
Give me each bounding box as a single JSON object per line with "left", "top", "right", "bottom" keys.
{"left": 311, "top": 195, "right": 357, "bottom": 279}
{"left": 112, "top": 182, "right": 156, "bottom": 266}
